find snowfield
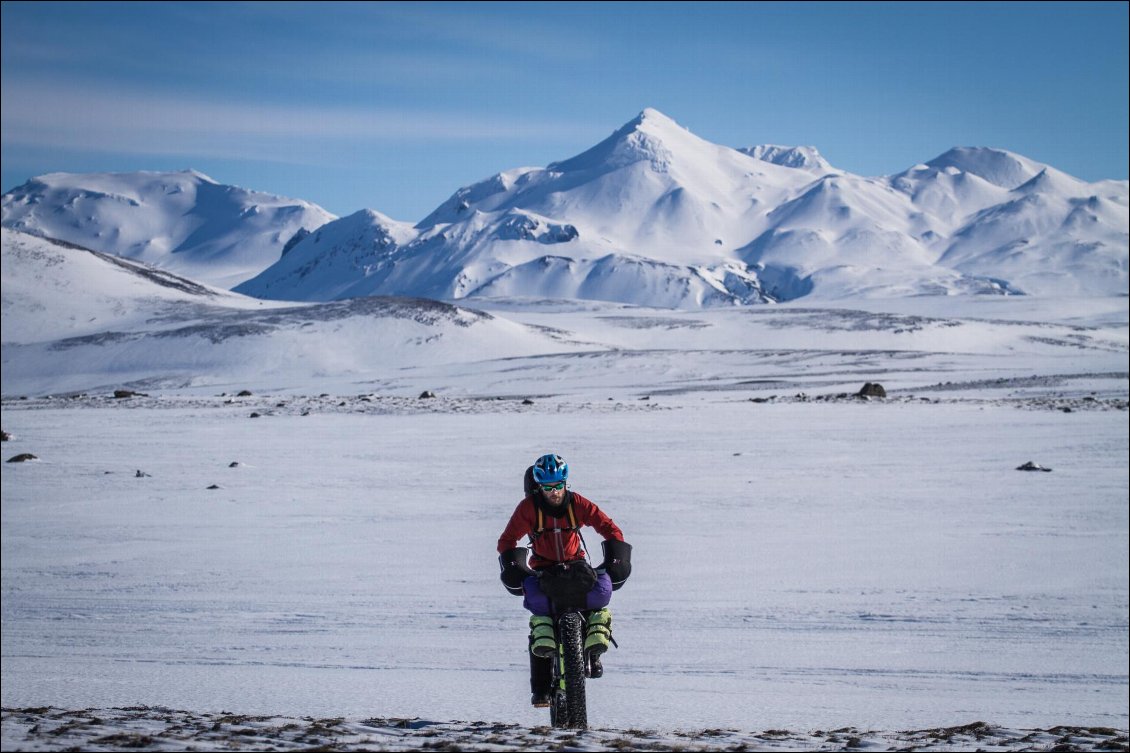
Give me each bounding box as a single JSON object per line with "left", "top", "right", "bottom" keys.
{"left": 3, "top": 369, "right": 1127, "bottom": 750}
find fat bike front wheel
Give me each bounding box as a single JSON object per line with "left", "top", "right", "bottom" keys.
{"left": 556, "top": 611, "right": 588, "bottom": 729}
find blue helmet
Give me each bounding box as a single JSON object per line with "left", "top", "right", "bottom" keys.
{"left": 532, "top": 454, "right": 569, "bottom": 485}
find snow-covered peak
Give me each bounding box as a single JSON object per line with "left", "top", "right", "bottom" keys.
{"left": 343, "top": 208, "right": 417, "bottom": 243}
{"left": 13, "top": 169, "right": 221, "bottom": 208}
{"left": 1011, "top": 167, "right": 1089, "bottom": 197}
{"left": 416, "top": 168, "right": 540, "bottom": 230}
{"left": 738, "top": 144, "right": 834, "bottom": 173}
{"left": 414, "top": 108, "right": 811, "bottom": 251}
{"left": 234, "top": 208, "right": 418, "bottom": 301}
{"left": 546, "top": 108, "right": 708, "bottom": 175}
{"left": 925, "top": 147, "right": 1052, "bottom": 190}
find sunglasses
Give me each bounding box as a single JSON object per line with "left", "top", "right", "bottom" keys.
{"left": 539, "top": 482, "right": 566, "bottom": 492}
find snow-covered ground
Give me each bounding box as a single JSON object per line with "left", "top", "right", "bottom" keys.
{"left": 3, "top": 305, "right": 1128, "bottom": 749}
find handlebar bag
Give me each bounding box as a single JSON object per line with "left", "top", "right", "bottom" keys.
{"left": 538, "top": 560, "right": 597, "bottom": 607}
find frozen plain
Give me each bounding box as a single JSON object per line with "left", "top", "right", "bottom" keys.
{"left": 2, "top": 295, "right": 1128, "bottom": 750}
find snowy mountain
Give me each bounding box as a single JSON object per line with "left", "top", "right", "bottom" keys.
{"left": 236, "top": 109, "right": 1127, "bottom": 305}
{"left": 1, "top": 170, "right": 336, "bottom": 289}
{"left": 238, "top": 109, "right": 802, "bottom": 307}
{"left": 933, "top": 167, "right": 1130, "bottom": 296}
{"left": 4, "top": 111, "right": 1126, "bottom": 307}
{"left": 230, "top": 208, "right": 419, "bottom": 302}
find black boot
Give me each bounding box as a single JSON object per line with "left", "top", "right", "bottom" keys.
{"left": 586, "top": 648, "right": 604, "bottom": 679}
{"left": 530, "top": 652, "right": 552, "bottom": 706}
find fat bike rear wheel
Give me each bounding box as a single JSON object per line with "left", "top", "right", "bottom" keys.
{"left": 549, "top": 686, "right": 569, "bottom": 728}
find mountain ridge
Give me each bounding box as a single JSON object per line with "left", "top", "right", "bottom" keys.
{"left": 3, "top": 109, "right": 1126, "bottom": 307}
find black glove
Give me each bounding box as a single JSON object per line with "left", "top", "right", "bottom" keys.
{"left": 598, "top": 539, "right": 632, "bottom": 591}
{"left": 498, "top": 547, "right": 535, "bottom": 596}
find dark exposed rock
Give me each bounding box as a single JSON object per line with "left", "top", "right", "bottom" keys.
{"left": 7, "top": 453, "right": 38, "bottom": 463}
{"left": 280, "top": 227, "right": 311, "bottom": 257}
{"left": 237, "top": 390, "right": 253, "bottom": 397}
{"left": 114, "top": 390, "right": 148, "bottom": 399}
{"left": 419, "top": 390, "right": 436, "bottom": 399}
{"left": 858, "top": 382, "right": 887, "bottom": 398}
{"left": 1017, "top": 461, "right": 1053, "bottom": 472}
{"left": 1, "top": 430, "right": 11, "bottom": 441}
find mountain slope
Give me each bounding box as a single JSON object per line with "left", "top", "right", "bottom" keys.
{"left": 1, "top": 228, "right": 261, "bottom": 344}
{"left": 936, "top": 170, "right": 1129, "bottom": 296}
{"left": 0, "top": 229, "right": 576, "bottom": 396}
{"left": 1, "top": 170, "right": 336, "bottom": 288}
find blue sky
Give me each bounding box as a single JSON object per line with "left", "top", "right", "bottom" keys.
{"left": 2, "top": 1, "right": 1127, "bottom": 222}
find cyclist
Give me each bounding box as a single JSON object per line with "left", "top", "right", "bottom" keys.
{"left": 497, "top": 453, "right": 632, "bottom": 707}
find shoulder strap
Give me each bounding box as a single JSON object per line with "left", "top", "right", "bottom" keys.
{"left": 530, "top": 498, "right": 593, "bottom": 565}
{"left": 532, "top": 500, "right": 579, "bottom": 539}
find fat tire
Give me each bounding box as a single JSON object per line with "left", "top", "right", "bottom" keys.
{"left": 559, "top": 611, "right": 588, "bottom": 729}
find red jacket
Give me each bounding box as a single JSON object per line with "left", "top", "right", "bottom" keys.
{"left": 497, "top": 491, "right": 624, "bottom": 570}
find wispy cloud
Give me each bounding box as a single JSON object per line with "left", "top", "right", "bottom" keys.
{"left": 1, "top": 78, "right": 598, "bottom": 164}
{"left": 2, "top": 4, "right": 599, "bottom": 104}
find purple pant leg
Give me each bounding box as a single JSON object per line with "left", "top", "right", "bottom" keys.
{"left": 523, "top": 574, "right": 551, "bottom": 616}
{"left": 586, "top": 573, "right": 613, "bottom": 610}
